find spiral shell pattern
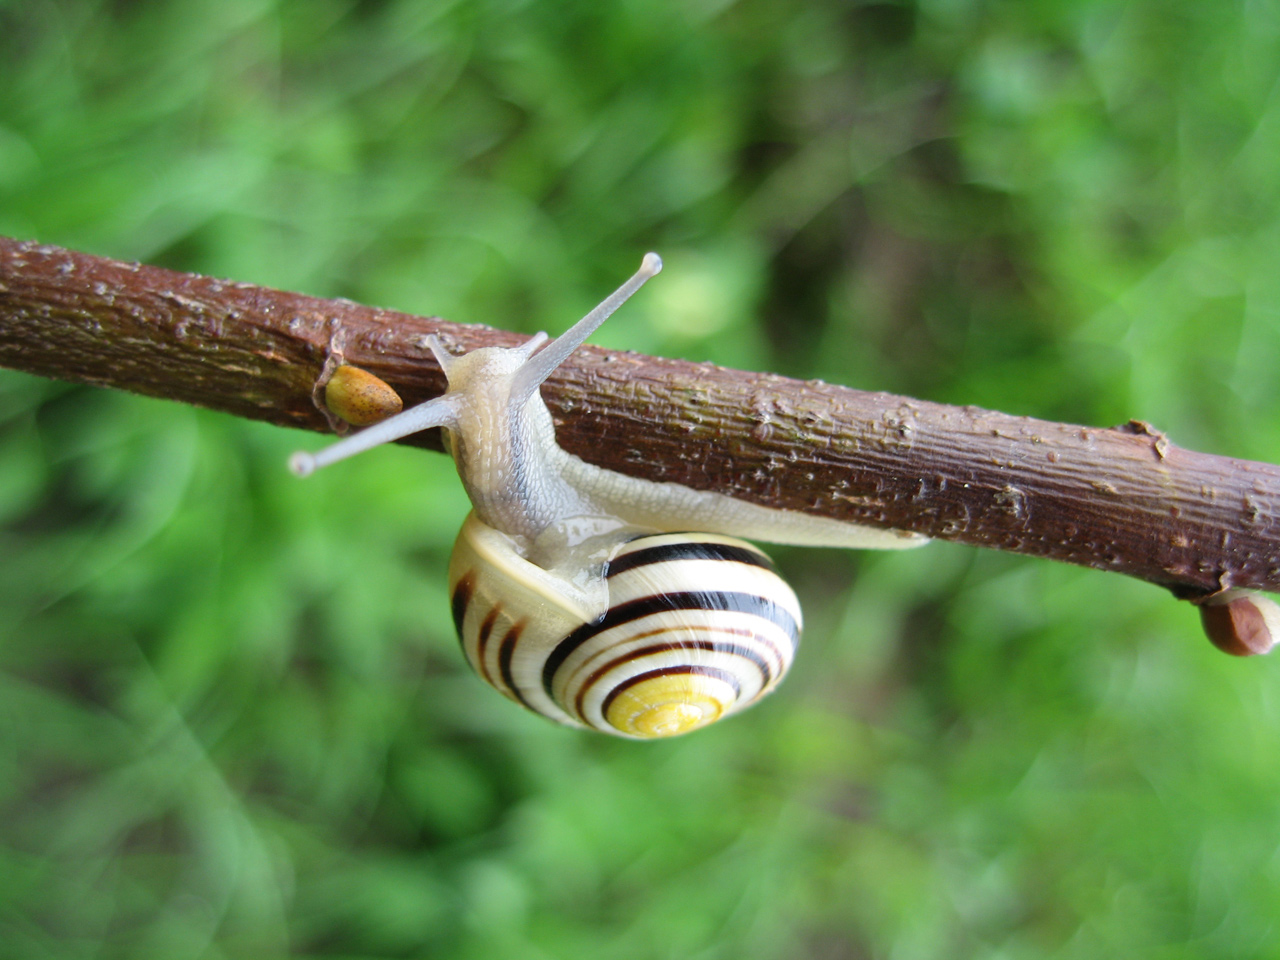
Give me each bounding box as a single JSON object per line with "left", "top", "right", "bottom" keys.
{"left": 449, "top": 519, "right": 802, "bottom": 739}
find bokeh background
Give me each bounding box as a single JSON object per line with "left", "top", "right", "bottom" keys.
{"left": 3, "top": 1, "right": 1280, "bottom": 957}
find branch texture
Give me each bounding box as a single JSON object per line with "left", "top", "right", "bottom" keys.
{"left": 2, "top": 236, "right": 1278, "bottom": 597}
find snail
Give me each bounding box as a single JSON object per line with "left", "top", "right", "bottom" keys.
{"left": 291, "top": 254, "right": 927, "bottom": 738}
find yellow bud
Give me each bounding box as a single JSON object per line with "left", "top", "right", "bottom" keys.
{"left": 324, "top": 365, "right": 403, "bottom": 427}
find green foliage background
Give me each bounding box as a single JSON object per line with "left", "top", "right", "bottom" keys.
{"left": 3, "top": 1, "right": 1280, "bottom": 957}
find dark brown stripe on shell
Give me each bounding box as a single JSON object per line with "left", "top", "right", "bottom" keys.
{"left": 497, "top": 619, "right": 532, "bottom": 708}
{"left": 600, "top": 665, "right": 742, "bottom": 719}
{"left": 565, "top": 623, "right": 787, "bottom": 688}
{"left": 475, "top": 605, "right": 502, "bottom": 684}
{"left": 573, "top": 638, "right": 773, "bottom": 719}
{"left": 450, "top": 571, "right": 477, "bottom": 644}
{"left": 606, "top": 540, "right": 776, "bottom": 578}
{"left": 542, "top": 591, "right": 800, "bottom": 698}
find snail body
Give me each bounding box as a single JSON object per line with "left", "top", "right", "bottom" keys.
{"left": 291, "top": 254, "right": 926, "bottom": 738}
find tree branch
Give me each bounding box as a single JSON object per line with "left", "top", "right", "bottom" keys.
{"left": 2, "top": 236, "right": 1278, "bottom": 600}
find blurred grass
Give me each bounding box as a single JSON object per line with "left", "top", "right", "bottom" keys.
{"left": 2, "top": 1, "right": 1280, "bottom": 957}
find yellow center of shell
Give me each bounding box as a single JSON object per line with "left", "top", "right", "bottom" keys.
{"left": 604, "top": 673, "right": 737, "bottom": 738}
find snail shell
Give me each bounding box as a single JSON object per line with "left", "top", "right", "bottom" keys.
{"left": 450, "top": 516, "right": 801, "bottom": 738}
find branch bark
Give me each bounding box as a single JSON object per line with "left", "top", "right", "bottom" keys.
{"left": 2, "top": 236, "right": 1278, "bottom": 599}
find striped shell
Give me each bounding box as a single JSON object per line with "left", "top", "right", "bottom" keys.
{"left": 449, "top": 514, "right": 802, "bottom": 739}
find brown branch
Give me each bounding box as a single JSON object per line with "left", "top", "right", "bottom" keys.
{"left": 2, "top": 236, "right": 1278, "bottom": 600}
